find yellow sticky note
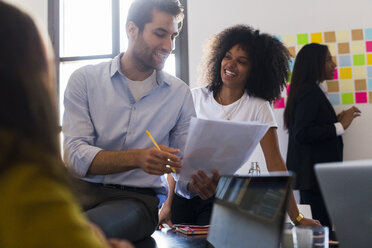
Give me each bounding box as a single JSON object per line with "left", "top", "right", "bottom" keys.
{"left": 336, "top": 30, "right": 349, "bottom": 42}
{"left": 351, "top": 41, "right": 365, "bottom": 54}
{"left": 311, "top": 32, "right": 323, "bottom": 43}
{"left": 339, "top": 79, "right": 353, "bottom": 91}
{"left": 327, "top": 43, "right": 337, "bottom": 55}
{"left": 340, "top": 68, "right": 352, "bottom": 79}
{"left": 282, "top": 34, "right": 296, "bottom": 46}
{"left": 367, "top": 54, "right": 372, "bottom": 65}
{"left": 353, "top": 67, "right": 366, "bottom": 78}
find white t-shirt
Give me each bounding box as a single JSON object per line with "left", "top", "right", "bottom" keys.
{"left": 191, "top": 86, "right": 277, "bottom": 174}
{"left": 126, "top": 70, "right": 156, "bottom": 102}
{"left": 191, "top": 86, "right": 277, "bottom": 127}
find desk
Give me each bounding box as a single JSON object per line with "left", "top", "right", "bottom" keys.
{"left": 134, "top": 229, "right": 209, "bottom": 248}
{"left": 134, "top": 227, "right": 338, "bottom": 248}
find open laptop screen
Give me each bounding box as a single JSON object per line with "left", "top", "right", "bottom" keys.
{"left": 207, "top": 174, "right": 293, "bottom": 248}
{"left": 315, "top": 160, "right": 372, "bottom": 248}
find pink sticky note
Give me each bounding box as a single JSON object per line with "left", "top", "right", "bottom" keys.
{"left": 355, "top": 92, "right": 367, "bottom": 103}
{"left": 333, "top": 68, "right": 338, "bottom": 80}
{"left": 274, "top": 98, "right": 285, "bottom": 108}
{"left": 367, "top": 41, "right": 372, "bottom": 52}
{"left": 286, "top": 84, "right": 291, "bottom": 96}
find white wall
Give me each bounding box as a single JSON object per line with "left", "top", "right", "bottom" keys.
{"left": 188, "top": 0, "right": 372, "bottom": 172}
{"left": 5, "top": 0, "right": 371, "bottom": 171}
{"left": 5, "top": 0, "right": 48, "bottom": 31}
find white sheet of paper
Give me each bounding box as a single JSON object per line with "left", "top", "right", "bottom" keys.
{"left": 179, "top": 117, "right": 270, "bottom": 182}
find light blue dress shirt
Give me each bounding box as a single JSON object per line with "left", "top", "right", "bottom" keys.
{"left": 62, "top": 53, "right": 196, "bottom": 203}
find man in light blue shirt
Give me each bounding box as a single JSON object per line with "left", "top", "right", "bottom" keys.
{"left": 63, "top": 0, "right": 197, "bottom": 242}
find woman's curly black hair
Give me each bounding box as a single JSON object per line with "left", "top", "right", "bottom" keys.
{"left": 199, "top": 24, "right": 291, "bottom": 102}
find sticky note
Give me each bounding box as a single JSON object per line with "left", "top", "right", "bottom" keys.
{"left": 352, "top": 41, "right": 365, "bottom": 54}
{"left": 311, "top": 32, "right": 323, "bottom": 43}
{"left": 353, "top": 54, "right": 365, "bottom": 66}
{"left": 274, "top": 98, "right": 285, "bottom": 109}
{"left": 324, "top": 31, "right": 336, "bottom": 43}
{"left": 340, "top": 79, "right": 353, "bottom": 91}
{"left": 353, "top": 67, "right": 366, "bottom": 78}
{"left": 338, "top": 43, "right": 350, "bottom": 54}
{"left": 288, "top": 71, "right": 292, "bottom": 83}
{"left": 296, "top": 45, "right": 304, "bottom": 54}
{"left": 369, "top": 91, "right": 372, "bottom": 103}
{"left": 340, "top": 68, "right": 352, "bottom": 79}
{"left": 332, "top": 56, "right": 337, "bottom": 64}
{"left": 368, "top": 66, "right": 372, "bottom": 77}
{"left": 365, "top": 28, "right": 372, "bottom": 41}
{"left": 341, "top": 93, "right": 354, "bottom": 104}
{"left": 352, "top": 29, "right": 364, "bottom": 40}
{"left": 328, "top": 93, "right": 340, "bottom": 105}
{"left": 366, "top": 41, "right": 372, "bottom": 52}
{"left": 369, "top": 79, "right": 372, "bottom": 90}
{"left": 327, "top": 43, "right": 337, "bottom": 55}
{"left": 355, "top": 79, "right": 367, "bottom": 91}
{"left": 333, "top": 69, "right": 338, "bottom": 80}
{"left": 289, "top": 59, "right": 295, "bottom": 71}
{"left": 367, "top": 54, "right": 372, "bottom": 65}
{"left": 287, "top": 46, "right": 296, "bottom": 58}
{"left": 286, "top": 84, "right": 291, "bottom": 95}
{"left": 275, "top": 35, "right": 282, "bottom": 42}
{"left": 327, "top": 80, "right": 339, "bottom": 92}
{"left": 282, "top": 34, "right": 296, "bottom": 46}
{"left": 355, "top": 92, "right": 367, "bottom": 103}
{"left": 338, "top": 55, "right": 351, "bottom": 67}
{"left": 336, "top": 30, "right": 349, "bottom": 42}
{"left": 297, "top": 34, "right": 309, "bottom": 45}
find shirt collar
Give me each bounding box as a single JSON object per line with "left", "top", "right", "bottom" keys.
{"left": 110, "top": 52, "right": 170, "bottom": 86}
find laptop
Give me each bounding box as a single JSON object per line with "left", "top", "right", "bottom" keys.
{"left": 207, "top": 173, "right": 293, "bottom": 248}
{"left": 315, "top": 160, "right": 372, "bottom": 248}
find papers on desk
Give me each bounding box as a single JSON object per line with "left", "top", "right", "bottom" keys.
{"left": 179, "top": 117, "right": 269, "bottom": 182}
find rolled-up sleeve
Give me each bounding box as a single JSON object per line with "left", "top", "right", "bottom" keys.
{"left": 62, "top": 69, "right": 102, "bottom": 177}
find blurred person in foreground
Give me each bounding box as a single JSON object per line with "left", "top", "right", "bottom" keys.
{"left": 0, "top": 2, "right": 132, "bottom": 247}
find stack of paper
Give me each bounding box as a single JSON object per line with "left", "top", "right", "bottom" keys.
{"left": 179, "top": 117, "right": 269, "bottom": 182}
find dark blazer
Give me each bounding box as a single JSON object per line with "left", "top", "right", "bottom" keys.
{"left": 286, "top": 84, "right": 343, "bottom": 190}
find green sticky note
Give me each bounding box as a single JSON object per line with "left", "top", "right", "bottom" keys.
{"left": 341, "top": 93, "right": 354, "bottom": 104}
{"left": 288, "top": 71, "right": 292, "bottom": 83}
{"left": 297, "top": 34, "right": 309, "bottom": 45}
{"left": 353, "top": 54, "right": 365, "bottom": 66}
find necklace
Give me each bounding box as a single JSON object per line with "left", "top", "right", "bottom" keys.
{"left": 218, "top": 93, "right": 243, "bottom": 120}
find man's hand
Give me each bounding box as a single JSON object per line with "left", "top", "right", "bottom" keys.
{"left": 136, "top": 145, "right": 182, "bottom": 175}
{"left": 158, "top": 202, "right": 174, "bottom": 229}
{"left": 188, "top": 170, "right": 220, "bottom": 200}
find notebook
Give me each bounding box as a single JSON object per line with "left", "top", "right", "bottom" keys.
{"left": 207, "top": 173, "right": 293, "bottom": 248}
{"left": 315, "top": 160, "right": 372, "bottom": 248}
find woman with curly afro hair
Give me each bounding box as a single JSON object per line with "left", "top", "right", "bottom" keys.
{"left": 159, "top": 25, "right": 321, "bottom": 228}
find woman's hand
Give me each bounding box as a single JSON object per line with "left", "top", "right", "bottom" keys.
{"left": 338, "top": 106, "right": 361, "bottom": 129}
{"left": 188, "top": 169, "right": 220, "bottom": 200}
{"left": 297, "top": 217, "right": 321, "bottom": 227}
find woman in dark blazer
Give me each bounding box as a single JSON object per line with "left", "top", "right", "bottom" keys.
{"left": 283, "top": 43, "right": 361, "bottom": 228}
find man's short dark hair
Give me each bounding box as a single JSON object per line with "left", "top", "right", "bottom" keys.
{"left": 126, "top": 0, "right": 184, "bottom": 32}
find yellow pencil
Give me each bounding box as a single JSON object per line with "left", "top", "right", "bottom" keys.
{"left": 146, "top": 130, "right": 176, "bottom": 173}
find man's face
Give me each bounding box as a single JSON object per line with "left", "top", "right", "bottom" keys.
{"left": 132, "top": 9, "right": 179, "bottom": 71}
